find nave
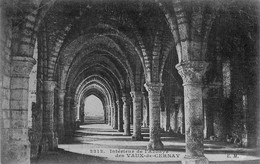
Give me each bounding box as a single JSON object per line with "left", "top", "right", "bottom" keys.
{"left": 32, "top": 117, "right": 260, "bottom": 164}
{"left": 0, "top": 0, "right": 259, "bottom": 163}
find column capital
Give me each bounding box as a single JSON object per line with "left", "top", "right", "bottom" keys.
{"left": 116, "top": 100, "right": 120, "bottom": 106}
{"left": 175, "top": 61, "right": 209, "bottom": 86}
{"left": 121, "top": 96, "right": 131, "bottom": 104}
{"left": 11, "top": 56, "right": 36, "bottom": 78}
{"left": 65, "top": 96, "right": 73, "bottom": 100}
{"left": 130, "top": 91, "right": 142, "bottom": 100}
{"left": 43, "top": 81, "right": 56, "bottom": 91}
{"left": 144, "top": 82, "right": 163, "bottom": 95}
{"left": 58, "top": 89, "right": 66, "bottom": 99}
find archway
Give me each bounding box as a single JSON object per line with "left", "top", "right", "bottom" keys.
{"left": 84, "top": 95, "right": 104, "bottom": 124}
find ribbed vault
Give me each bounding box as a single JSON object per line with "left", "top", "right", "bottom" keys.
{"left": 1, "top": 0, "right": 258, "bottom": 163}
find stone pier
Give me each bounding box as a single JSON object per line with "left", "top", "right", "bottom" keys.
{"left": 112, "top": 103, "right": 118, "bottom": 129}
{"left": 107, "top": 105, "right": 111, "bottom": 126}
{"left": 4, "top": 56, "right": 35, "bottom": 164}
{"left": 80, "top": 102, "right": 85, "bottom": 123}
{"left": 42, "top": 80, "right": 58, "bottom": 151}
{"left": 142, "top": 92, "right": 149, "bottom": 127}
{"left": 145, "top": 82, "right": 164, "bottom": 150}
{"left": 71, "top": 101, "right": 78, "bottom": 131}
{"left": 58, "top": 89, "right": 65, "bottom": 143}
{"left": 122, "top": 95, "right": 131, "bottom": 136}
{"left": 131, "top": 91, "right": 143, "bottom": 140}
{"left": 117, "top": 100, "right": 123, "bottom": 132}
{"left": 176, "top": 61, "right": 209, "bottom": 164}
{"left": 64, "top": 96, "right": 72, "bottom": 136}
{"left": 203, "top": 83, "right": 223, "bottom": 139}
{"left": 111, "top": 104, "right": 114, "bottom": 127}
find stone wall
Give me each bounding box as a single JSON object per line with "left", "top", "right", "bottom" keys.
{"left": 0, "top": 4, "right": 12, "bottom": 163}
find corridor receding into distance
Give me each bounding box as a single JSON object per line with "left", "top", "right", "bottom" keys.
{"left": 0, "top": 0, "right": 259, "bottom": 164}
{"left": 84, "top": 95, "right": 104, "bottom": 123}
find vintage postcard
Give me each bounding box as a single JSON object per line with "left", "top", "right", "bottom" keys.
{"left": 0, "top": 0, "right": 259, "bottom": 163}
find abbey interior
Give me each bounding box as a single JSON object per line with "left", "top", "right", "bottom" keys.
{"left": 0, "top": 0, "right": 259, "bottom": 164}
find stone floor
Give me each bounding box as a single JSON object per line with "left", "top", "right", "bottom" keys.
{"left": 32, "top": 119, "right": 260, "bottom": 164}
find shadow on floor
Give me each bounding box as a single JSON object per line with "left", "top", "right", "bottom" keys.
{"left": 32, "top": 123, "right": 260, "bottom": 164}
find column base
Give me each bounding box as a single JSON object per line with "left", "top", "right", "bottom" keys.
{"left": 182, "top": 156, "right": 209, "bottom": 164}
{"left": 118, "top": 129, "right": 124, "bottom": 132}
{"left": 58, "top": 131, "right": 65, "bottom": 144}
{"left": 113, "top": 127, "right": 118, "bottom": 130}
{"left": 41, "top": 132, "right": 58, "bottom": 151}
{"left": 147, "top": 139, "right": 164, "bottom": 150}
{"left": 132, "top": 135, "right": 143, "bottom": 141}
{"left": 123, "top": 132, "right": 131, "bottom": 136}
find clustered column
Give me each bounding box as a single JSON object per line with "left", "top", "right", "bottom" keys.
{"left": 6, "top": 57, "right": 35, "bottom": 163}
{"left": 176, "top": 61, "right": 209, "bottom": 163}
{"left": 57, "top": 89, "right": 65, "bottom": 143}
{"left": 131, "top": 91, "right": 143, "bottom": 140}
{"left": 145, "top": 83, "right": 164, "bottom": 150}
{"left": 42, "top": 80, "right": 57, "bottom": 151}
{"left": 122, "top": 95, "right": 131, "bottom": 136}
{"left": 117, "top": 100, "right": 123, "bottom": 132}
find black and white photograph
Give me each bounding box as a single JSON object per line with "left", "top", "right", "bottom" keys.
{"left": 0, "top": 0, "right": 259, "bottom": 163}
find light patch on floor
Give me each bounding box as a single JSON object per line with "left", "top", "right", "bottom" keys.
{"left": 57, "top": 124, "right": 260, "bottom": 163}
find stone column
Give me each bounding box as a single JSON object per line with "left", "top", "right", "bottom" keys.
{"left": 71, "top": 101, "right": 77, "bottom": 132}
{"left": 122, "top": 96, "right": 131, "bottom": 136}
{"left": 111, "top": 105, "right": 114, "bottom": 127}
{"left": 142, "top": 92, "right": 149, "bottom": 127}
{"left": 42, "top": 80, "right": 57, "bottom": 151}
{"left": 131, "top": 91, "right": 143, "bottom": 140}
{"left": 112, "top": 103, "right": 118, "bottom": 129}
{"left": 103, "top": 106, "right": 107, "bottom": 124}
{"left": 145, "top": 82, "right": 164, "bottom": 150}
{"left": 117, "top": 100, "right": 123, "bottom": 132}
{"left": 130, "top": 103, "right": 133, "bottom": 124}
{"left": 64, "top": 96, "right": 72, "bottom": 136}
{"left": 80, "top": 102, "right": 85, "bottom": 123}
{"left": 176, "top": 61, "right": 209, "bottom": 163}
{"left": 145, "top": 92, "right": 149, "bottom": 126}
{"left": 180, "top": 98, "right": 185, "bottom": 134}
{"left": 115, "top": 103, "right": 118, "bottom": 129}
{"left": 5, "top": 56, "right": 35, "bottom": 164}
{"left": 57, "top": 89, "right": 65, "bottom": 143}
{"left": 212, "top": 84, "right": 226, "bottom": 140}
{"left": 107, "top": 105, "right": 111, "bottom": 125}
{"left": 203, "top": 83, "right": 222, "bottom": 139}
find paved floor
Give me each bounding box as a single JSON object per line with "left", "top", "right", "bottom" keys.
{"left": 32, "top": 120, "right": 260, "bottom": 164}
